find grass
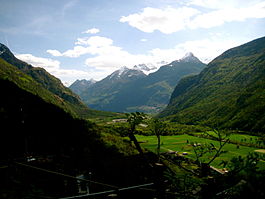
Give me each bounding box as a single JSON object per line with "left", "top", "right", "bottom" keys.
{"left": 197, "top": 131, "right": 263, "bottom": 146}
{"left": 136, "top": 134, "right": 265, "bottom": 168}
{"left": 88, "top": 112, "right": 127, "bottom": 125}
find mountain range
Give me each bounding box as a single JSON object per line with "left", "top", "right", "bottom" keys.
{"left": 159, "top": 36, "right": 265, "bottom": 132}
{"left": 0, "top": 43, "right": 91, "bottom": 117}
{"left": 71, "top": 53, "right": 206, "bottom": 113}
{"left": 1, "top": 37, "right": 265, "bottom": 198}
{"left": 0, "top": 43, "right": 120, "bottom": 119}
{"left": 0, "top": 43, "right": 104, "bottom": 162}
{"left": 3, "top": 35, "right": 264, "bottom": 132}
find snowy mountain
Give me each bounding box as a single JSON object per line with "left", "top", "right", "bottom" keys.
{"left": 179, "top": 52, "right": 202, "bottom": 63}
{"left": 72, "top": 52, "right": 206, "bottom": 113}
{"left": 109, "top": 66, "right": 146, "bottom": 80}
{"left": 133, "top": 61, "right": 169, "bottom": 75}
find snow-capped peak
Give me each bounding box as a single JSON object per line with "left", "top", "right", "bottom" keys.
{"left": 183, "top": 52, "right": 194, "bottom": 58}
{"left": 118, "top": 66, "right": 129, "bottom": 76}
{"left": 133, "top": 61, "right": 169, "bottom": 75}
{"left": 133, "top": 64, "right": 150, "bottom": 71}
{"left": 179, "top": 52, "right": 201, "bottom": 63}
{"left": 109, "top": 66, "right": 130, "bottom": 79}
{"left": 89, "top": 78, "right": 97, "bottom": 84}
{"left": 109, "top": 60, "right": 170, "bottom": 80}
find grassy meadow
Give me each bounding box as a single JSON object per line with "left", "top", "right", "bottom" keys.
{"left": 136, "top": 134, "right": 265, "bottom": 168}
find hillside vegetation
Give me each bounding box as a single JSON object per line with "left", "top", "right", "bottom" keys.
{"left": 1, "top": 37, "right": 265, "bottom": 199}
{"left": 0, "top": 58, "right": 157, "bottom": 199}
{"left": 0, "top": 43, "right": 120, "bottom": 119}
{"left": 160, "top": 36, "right": 265, "bottom": 132}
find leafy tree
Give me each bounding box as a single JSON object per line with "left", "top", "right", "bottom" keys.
{"left": 191, "top": 129, "right": 230, "bottom": 176}
{"left": 149, "top": 118, "right": 167, "bottom": 161}
{"left": 126, "top": 112, "right": 146, "bottom": 154}
{"left": 214, "top": 153, "right": 265, "bottom": 198}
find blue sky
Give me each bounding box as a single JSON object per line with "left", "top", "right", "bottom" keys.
{"left": 1, "top": 0, "right": 265, "bottom": 85}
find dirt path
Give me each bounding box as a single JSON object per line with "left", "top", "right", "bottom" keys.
{"left": 255, "top": 149, "right": 265, "bottom": 153}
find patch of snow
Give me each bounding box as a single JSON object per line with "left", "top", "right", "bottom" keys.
{"left": 109, "top": 66, "right": 129, "bottom": 79}
{"left": 90, "top": 78, "right": 97, "bottom": 84}
{"left": 0, "top": 49, "right": 6, "bottom": 55}
{"left": 133, "top": 61, "right": 169, "bottom": 75}
{"left": 179, "top": 52, "right": 201, "bottom": 63}
{"left": 118, "top": 66, "right": 128, "bottom": 76}
{"left": 109, "top": 60, "right": 170, "bottom": 80}
{"left": 182, "top": 52, "right": 194, "bottom": 59}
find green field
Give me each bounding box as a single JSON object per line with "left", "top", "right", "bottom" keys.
{"left": 197, "top": 131, "right": 263, "bottom": 146}
{"left": 136, "top": 134, "right": 265, "bottom": 168}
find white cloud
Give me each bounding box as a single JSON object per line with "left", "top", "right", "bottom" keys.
{"left": 46, "top": 33, "right": 248, "bottom": 80}
{"left": 47, "top": 35, "right": 245, "bottom": 73}
{"left": 84, "top": 47, "right": 150, "bottom": 69}
{"left": 19, "top": 35, "right": 246, "bottom": 83}
{"left": 120, "top": 7, "right": 199, "bottom": 34}
{"left": 85, "top": 52, "right": 135, "bottom": 69}
{"left": 49, "top": 68, "right": 91, "bottom": 85}
{"left": 82, "top": 28, "right": 100, "bottom": 34}
{"left": 149, "top": 35, "right": 249, "bottom": 64}
{"left": 15, "top": 53, "right": 91, "bottom": 85}
{"left": 189, "top": 2, "right": 265, "bottom": 29}
{"left": 15, "top": 54, "right": 60, "bottom": 69}
{"left": 46, "top": 49, "right": 62, "bottom": 56}
{"left": 84, "top": 36, "right": 243, "bottom": 70}
{"left": 47, "top": 36, "right": 115, "bottom": 58}
{"left": 120, "top": 1, "right": 265, "bottom": 33}
{"left": 172, "top": 38, "right": 244, "bottom": 63}
{"left": 62, "top": 46, "right": 89, "bottom": 57}
{"left": 141, "top": 38, "right": 148, "bottom": 42}
{"left": 75, "top": 36, "right": 113, "bottom": 46}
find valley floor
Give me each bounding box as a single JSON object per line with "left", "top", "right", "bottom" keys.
{"left": 136, "top": 134, "right": 265, "bottom": 169}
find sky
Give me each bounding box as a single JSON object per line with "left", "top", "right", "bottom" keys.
{"left": 0, "top": 0, "right": 265, "bottom": 85}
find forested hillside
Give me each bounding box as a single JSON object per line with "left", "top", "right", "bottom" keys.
{"left": 160, "top": 36, "right": 265, "bottom": 132}
{"left": 0, "top": 43, "right": 120, "bottom": 119}
{"left": 0, "top": 58, "right": 157, "bottom": 199}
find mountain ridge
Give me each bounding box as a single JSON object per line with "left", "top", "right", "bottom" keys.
{"left": 0, "top": 43, "right": 83, "bottom": 105}
{"left": 0, "top": 43, "right": 120, "bottom": 119}
{"left": 73, "top": 53, "right": 206, "bottom": 113}
{"left": 160, "top": 36, "right": 265, "bottom": 131}
{"left": 69, "top": 79, "right": 96, "bottom": 95}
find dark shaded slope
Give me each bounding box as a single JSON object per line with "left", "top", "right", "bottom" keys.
{"left": 160, "top": 36, "right": 265, "bottom": 132}
{"left": 0, "top": 59, "right": 159, "bottom": 199}
{"left": 0, "top": 78, "right": 99, "bottom": 159}
{"left": 0, "top": 43, "right": 90, "bottom": 117}
{"left": 0, "top": 58, "right": 80, "bottom": 116}
{"left": 0, "top": 57, "right": 100, "bottom": 159}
